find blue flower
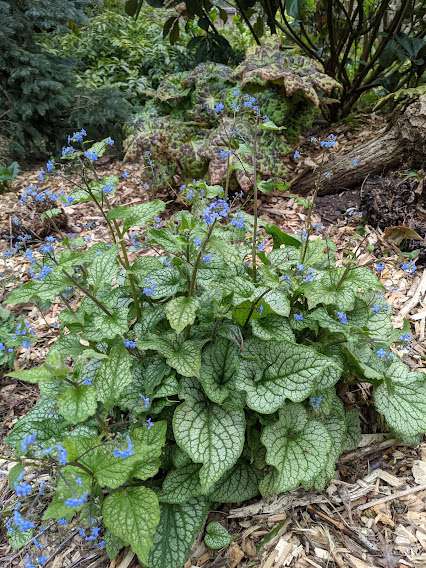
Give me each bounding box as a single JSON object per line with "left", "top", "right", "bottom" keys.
{"left": 15, "top": 482, "right": 32, "bottom": 497}
{"left": 65, "top": 196, "right": 75, "bottom": 206}
{"left": 217, "top": 149, "right": 231, "bottom": 160}
{"left": 320, "top": 134, "right": 337, "bottom": 149}
{"left": 371, "top": 304, "right": 381, "bottom": 314}
{"left": 303, "top": 269, "right": 316, "bottom": 283}
{"left": 231, "top": 214, "right": 245, "bottom": 230}
{"left": 280, "top": 275, "right": 291, "bottom": 284}
{"left": 84, "top": 150, "right": 98, "bottom": 162}
{"left": 40, "top": 243, "right": 54, "bottom": 255}
{"left": 203, "top": 199, "right": 230, "bottom": 225}
{"left": 243, "top": 95, "right": 257, "bottom": 109}
{"left": 56, "top": 444, "right": 68, "bottom": 465}
{"left": 36, "top": 265, "right": 52, "bottom": 281}
{"left": 146, "top": 417, "right": 154, "bottom": 430}
{"left": 38, "top": 170, "right": 45, "bottom": 182}
{"left": 69, "top": 129, "right": 87, "bottom": 143}
{"left": 336, "top": 311, "right": 348, "bottom": 325}
{"left": 143, "top": 279, "right": 157, "bottom": 297}
{"left": 121, "top": 170, "right": 129, "bottom": 179}
{"left": 61, "top": 146, "right": 75, "bottom": 158}
{"left": 46, "top": 160, "right": 55, "bottom": 173}
{"left": 82, "top": 377, "right": 93, "bottom": 386}
{"left": 0, "top": 343, "right": 4, "bottom": 351}
{"left": 13, "top": 510, "right": 35, "bottom": 532}
{"left": 257, "top": 304, "right": 264, "bottom": 315}
{"left": 401, "top": 260, "right": 416, "bottom": 274}
{"left": 64, "top": 493, "right": 88, "bottom": 508}
{"left": 141, "top": 395, "right": 151, "bottom": 409}
{"left": 21, "top": 339, "right": 31, "bottom": 349}
{"left": 296, "top": 263, "right": 305, "bottom": 272}
{"left": 293, "top": 150, "right": 301, "bottom": 160}
{"left": 186, "top": 188, "right": 195, "bottom": 201}
{"left": 124, "top": 339, "right": 137, "bottom": 349}
{"left": 36, "top": 556, "right": 48, "bottom": 566}
{"left": 294, "top": 313, "right": 304, "bottom": 321}
{"left": 98, "top": 540, "right": 106, "bottom": 549}
{"left": 257, "top": 240, "right": 267, "bottom": 252}
{"left": 193, "top": 236, "right": 202, "bottom": 248}
{"left": 376, "top": 348, "right": 387, "bottom": 359}
{"left": 399, "top": 333, "right": 412, "bottom": 343}
{"left": 374, "top": 262, "right": 385, "bottom": 273}
{"left": 57, "top": 518, "right": 68, "bottom": 526}
{"left": 202, "top": 254, "right": 213, "bottom": 264}
{"left": 113, "top": 435, "right": 134, "bottom": 459}
{"left": 351, "top": 158, "right": 360, "bottom": 167}
{"left": 21, "top": 433, "right": 37, "bottom": 453}
{"left": 102, "top": 181, "right": 114, "bottom": 194}
{"left": 214, "top": 102, "right": 224, "bottom": 113}
{"left": 309, "top": 396, "right": 324, "bottom": 410}
{"left": 85, "top": 527, "right": 101, "bottom": 542}
{"left": 105, "top": 137, "right": 115, "bottom": 146}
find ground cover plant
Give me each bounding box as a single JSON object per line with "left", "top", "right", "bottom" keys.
{"left": 3, "top": 114, "right": 424, "bottom": 568}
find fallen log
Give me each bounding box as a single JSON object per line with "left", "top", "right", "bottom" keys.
{"left": 293, "top": 95, "right": 426, "bottom": 196}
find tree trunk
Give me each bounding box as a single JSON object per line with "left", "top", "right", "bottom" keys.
{"left": 293, "top": 95, "right": 426, "bottom": 196}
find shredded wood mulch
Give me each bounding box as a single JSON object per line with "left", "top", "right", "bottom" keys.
{"left": 0, "top": 159, "right": 425, "bottom": 568}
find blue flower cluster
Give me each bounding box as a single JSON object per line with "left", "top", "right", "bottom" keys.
{"left": 319, "top": 134, "right": 337, "bottom": 149}
{"left": 68, "top": 128, "right": 87, "bottom": 144}
{"left": 230, "top": 213, "right": 245, "bottom": 230}
{"left": 401, "top": 260, "right": 417, "bottom": 275}
{"left": 336, "top": 311, "right": 348, "bottom": 325}
{"left": 203, "top": 199, "right": 230, "bottom": 225}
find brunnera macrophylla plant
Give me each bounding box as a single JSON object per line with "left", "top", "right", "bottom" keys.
{"left": 3, "top": 132, "right": 424, "bottom": 568}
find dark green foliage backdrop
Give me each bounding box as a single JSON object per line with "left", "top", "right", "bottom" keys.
{"left": 0, "top": 0, "right": 131, "bottom": 158}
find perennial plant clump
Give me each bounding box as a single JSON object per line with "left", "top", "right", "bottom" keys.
{"left": 3, "top": 133, "right": 425, "bottom": 568}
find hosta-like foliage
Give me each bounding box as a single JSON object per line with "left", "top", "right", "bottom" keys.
{"left": 5, "top": 145, "right": 423, "bottom": 567}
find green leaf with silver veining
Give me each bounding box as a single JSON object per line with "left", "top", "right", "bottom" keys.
{"left": 204, "top": 522, "right": 231, "bottom": 550}
{"left": 173, "top": 380, "right": 245, "bottom": 491}
{"left": 57, "top": 384, "right": 97, "bottom": 424}
{"left": 94, "top": 345, "right": 133, "bottom": 408}
{"left": 236, "top": 339, "right": 341, "bottom": 414}
{"left": 103, "top": 486, "right": 160, "bottom": 565}
{"left": 260, "top": 403, "right": 331, "bottom": 495}
{"left": 199, "top": 337, "right": 240, "bottom": 405}
{"left": 165, "top": 297, "right": 199, "bottom": 333}
{"left": 148, "top": 497, "right": 210, "bottom": 568}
